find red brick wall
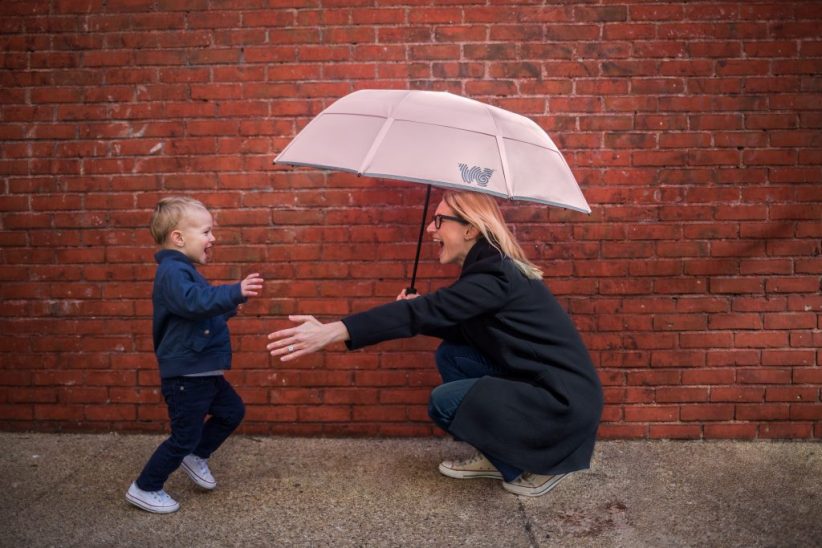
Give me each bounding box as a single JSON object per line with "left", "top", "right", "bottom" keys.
{"left": 1, "top": 1, "right": 820, "bottom": 439}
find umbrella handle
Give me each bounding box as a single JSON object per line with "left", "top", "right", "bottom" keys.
{"left": 406, "top": 185, "right": 432, "bottom": 295}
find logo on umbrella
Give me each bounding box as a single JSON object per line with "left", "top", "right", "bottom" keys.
{"left": 458, "top": 163, "right": 494, "bottom": 188}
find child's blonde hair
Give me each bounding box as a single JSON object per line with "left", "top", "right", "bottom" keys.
{"left": 149, "top": 196, "right": 208, "bottom": 245}
{"left": 443, "top": 190, "right": 543, "bottom": 280}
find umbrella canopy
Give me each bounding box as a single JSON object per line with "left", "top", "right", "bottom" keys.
{"left": 276, "top": 89, "right": 590, "bottom": 214}
{"left": 275, "top": 89, "right": 590, "bottom": 291}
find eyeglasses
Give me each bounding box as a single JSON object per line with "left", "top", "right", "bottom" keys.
{"left": 433, "top": 214, "right": 469, "bottom": 229}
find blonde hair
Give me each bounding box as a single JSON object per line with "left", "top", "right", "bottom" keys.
{"left": 443, "top": 190, "right": 543, "bottom": 280}
{"left": 149, "top": 196, "right": 208, "bottom": 244}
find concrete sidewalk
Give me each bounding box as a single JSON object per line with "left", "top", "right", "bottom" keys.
{"left": 1, "top": 433, "right": 819, "bottom": 547}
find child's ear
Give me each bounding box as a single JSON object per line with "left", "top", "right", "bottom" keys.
{"left": 170, "top": 230, "right": 185, "bottom": 247}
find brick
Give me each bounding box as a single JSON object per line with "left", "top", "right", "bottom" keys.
{"left": 651, "top": 351, "right": 706, "bottom": 368}
{"left": 681, "top": 404, "right": 735, "bottom": 421}
{"left": 704, "top": 424, "right": 757, "bottom": 439}
{"left": 298, "top": 406, "right": 351, "bottom": 422}
{"left": 736, "top": 404, "right": 789, "bottom": 421}
{"left": 765, "top": 387, "right": 818, "bottom": 402}
{"left": 84, "top": 404, "right": 136, "bottom": 421}
{"left": 763, "top": 313, "right": 817, "bottom": 330}
{"left": 649, "top": 424, "right": 702, "bottom": 439}
{"left": 0, "top": 405, "right": 34, "bottom": 421}
{"left": 758, "top": 423, "right": 813, "bottom": 438}
{"left": 761, "top": 350, "right": 815, "bottom": 367}
{"left": 323, "top": 389, "right": 379, "bottom": 405}
{"left": 625, "top": 388, "right": 656, "bottom": 404}
{"left": 34, "top": 404, "right": 85, "bottom": 421}
{"left": 793, "top": 368, "right": 822, "bottom": 384}
{"left": 352, "top": 405, "right": 408, "bottom": 422}
{"left": 655, "top": 387, "right": 709, "bottom": 403}
{"left": 737, "top": 368, "right": 792, "bottom": 384}
{"left": 682, "top": 369, "right": 736, "bottom": 385}
{"left": 734, "top": 331, "right": 789, "bottom": 348}
{"left": 708, "top": 314, "right": 762, "bottom": 330}
{"left": 269, "top": 388, "right": 323, "bottom": 405}
{"left": 624, "top": 406, "right": 679, "bottom": 422}
{"left": 603, "top": 388, "right": 626, "bottom": 404}
{"left": 711, "top": 387, "right": 765, "bottom": 402}
{"left": 597, "top": 424, "right": 647, "bottom": 439}
{"left": 789, "top": 404, "right": 822, "bottom": 421}
{"left": 245, "top": 406, "right": 298, "bottom": 423}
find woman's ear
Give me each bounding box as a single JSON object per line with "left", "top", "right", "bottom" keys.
{"left": 464, "top": 224, "right": 480, "bottom": 241}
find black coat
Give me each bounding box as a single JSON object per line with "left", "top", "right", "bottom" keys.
{"left": 342, "top": 238, "right": 603, "bottom": 475}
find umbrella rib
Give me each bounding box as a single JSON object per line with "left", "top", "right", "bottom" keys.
{"left": 357, "top": 116, "right": 394, "bottom": 174}
{"left": 355, "top": 89, "right": 416, "bottom": 173}
{"left": 487, "top": 109, "right": 515, "bottom": 199}
{"left": 330, "top": 111, "right": 505, "bottom": 140}
{"left": 495, "top": 134, "right": 514, "bottom": 199}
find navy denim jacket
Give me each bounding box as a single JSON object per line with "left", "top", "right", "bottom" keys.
{"left": 152, "top": 250, "right": 246, "bottom": 378}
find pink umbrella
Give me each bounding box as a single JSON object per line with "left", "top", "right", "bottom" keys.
{"left": 275, "top": 89, "right": 590, "bottom": 292}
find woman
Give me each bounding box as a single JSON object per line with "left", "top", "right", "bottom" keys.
{"left": 267, "top": 190, "right": 603, "bottom": 497}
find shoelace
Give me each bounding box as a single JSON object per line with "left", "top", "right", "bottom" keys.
{"left": 458, "top": 453, "right": 487, "bottom": 467}
{"left": 516, "top": 472, "right": 553, "bottom": 485}
{"left": 191, "top": 457, "right": 209, "bottom": 475}
{"left": 149, "top": 490, "right": 171, "bottom": 503}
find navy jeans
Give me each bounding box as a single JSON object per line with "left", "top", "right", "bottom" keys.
{"left": 136, "top": 375, "right": 245, "bottom": 491}
{"left": 428, "top": 341, "right": 523, "bottom": 482}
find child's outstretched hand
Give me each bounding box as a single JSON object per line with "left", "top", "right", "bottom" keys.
{"left": 241, "top": 273, "right": 264, "bottom": 297}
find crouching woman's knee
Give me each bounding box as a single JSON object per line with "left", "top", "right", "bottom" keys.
{"left": 428, "top": 379, "right": 477, "bottom": 432}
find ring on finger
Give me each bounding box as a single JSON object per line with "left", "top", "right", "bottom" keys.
{"left": 287, "top": 345, "right": 294, "bottom": 353}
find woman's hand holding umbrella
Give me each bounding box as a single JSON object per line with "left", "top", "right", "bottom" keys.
{"left": 267, "top": 315, "right": 350, "bottom": 362}
{"left": 396, "top": 289, "right": 421, "bottom": 301}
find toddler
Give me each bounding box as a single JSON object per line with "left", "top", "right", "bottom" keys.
{"left": 126, "top": 196, "right": 263, "bottom": 513}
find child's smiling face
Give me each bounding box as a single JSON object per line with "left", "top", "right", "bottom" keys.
{"left": 173, "top": 207, "right": 215, "bottom": 265}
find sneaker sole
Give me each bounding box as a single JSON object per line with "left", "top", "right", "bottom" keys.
{"left": 125, "top": 492, "right": 180, "bottom": 514}
{"left": 503, "top": 473, "right": 569, "bottom": 497}
{"left": 181, "top": 460, "right": 217, "bottom": 490}
{"left": 438, "top": 462, "right": 503, "bottom": 480}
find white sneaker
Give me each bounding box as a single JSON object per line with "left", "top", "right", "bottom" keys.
{"left": 438, "top": 452, "right": 503, "bottom": 480}
{"left": 503, "top": 472, "right": 569, "bottom": 497}
{"left": 125, "top": 482, "right": 180, "bottom": 513}
{"left": 181, "top": 454, "right": 217, "bottom": 490}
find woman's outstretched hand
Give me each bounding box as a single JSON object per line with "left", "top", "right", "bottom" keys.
{"left": 266, "top": 315, "right": 350, "bottom": 362}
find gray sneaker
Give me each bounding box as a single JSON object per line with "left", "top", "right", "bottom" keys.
{"left": 181, "top": 454, "right": 217, "bottom": 490}
{"left": 503, "top": 472, "right": 569, "bottom": 497}
{"left": 126, "top": 482, "right": 180, "bottom": 513}
{"left": 438, "top": 452, "right": 503, "bottom": 480}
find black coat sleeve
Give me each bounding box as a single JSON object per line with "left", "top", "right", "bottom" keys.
{"left": 342, "top": 267, "right": 510, "bottom": 350}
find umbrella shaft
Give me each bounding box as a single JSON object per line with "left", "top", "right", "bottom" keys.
{"left": 407, "top": 185, "right": 431, "bottom": 295}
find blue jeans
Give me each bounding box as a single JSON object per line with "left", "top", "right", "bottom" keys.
{"left": 136, "top": 375, "right": 245, "bottom": 491}
{"left": 428, "top": 341, "right": 523, "bottom": 482}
